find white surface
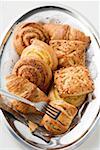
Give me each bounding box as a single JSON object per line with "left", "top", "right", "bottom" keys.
{"left": 0, "top": 0, "right": 100, "bottom": 150}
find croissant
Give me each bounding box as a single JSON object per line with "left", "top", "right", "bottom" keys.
{"left": 13, "top": 22, "right": 49, "bottom": 55}
{"left": 41, "top": 100, "right": 77, "bottom": 135}
{"left": 21, "top": 39, "right": 58, "bottom": 71}
{"left": 6, "top": 75, "right": 50, "bottom": 114}
{"left": 44, "top": 23, "right": 68, "bottom": 40}
{"left": 44, "top": 23, "right": 90, "bottom": 47}
{"left": 12, "top": 57, "right": 52, "bottom": 92}
{"left": 49, "top": 86, "right": 86, "bottom": 107}
{"left": 50, "top": 40, "right": 87, "bottom": 67}
{"left": 54, "top": 66, "right": 94, "bottom": 98}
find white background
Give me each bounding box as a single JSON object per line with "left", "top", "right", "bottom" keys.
{"left": 0, "top": 0, "right": 100, "bottom": 150}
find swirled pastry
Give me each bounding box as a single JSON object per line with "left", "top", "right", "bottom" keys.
{"left": 50, "top": 40, "right": 87, "bottom": 67}
{"left": 6, "top": 75, "right": 50, "bottom": 114}
{"left": 21, "top": 39, "right": 58, "bottom": 71}
{"left": 13, "top": 22, "right": 49, "bottom": 55}
{"left": 44, "top": 23, "right": 90, "bottom": 47}
{"left": 41, "top": 100, "right": 77, "bottom": 135}
{"left": 54, "top": 66, "right": 94, "bottom": 98}
{"left": 12, "top": 57, "right": 52, "bottom": 92}
{"left": 49, "top": 86, "right": 86, "bottom": 107}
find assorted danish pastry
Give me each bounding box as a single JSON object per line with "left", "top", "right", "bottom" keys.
{"left": 12, "top": 22, "right": 49, "bottom": 55}
{"left": 6, "top": 75, "right": 50, "bottom": 114}
{"left": 50, "top": 40, "right": 87, "bottom": 67}
{"left": 5, "top": 22, "right": 94, "bottom": 135}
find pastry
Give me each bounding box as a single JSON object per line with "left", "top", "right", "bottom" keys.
{"left": 44, "top": 23, "right": 90, "bottom": 47}
{"left": 13, "top": 22, "right": 49, "bottom": 55}
{"left": 50, "top": 40, "right": 87, "bottom": 67}
{"left": 44, "top": 23, "right": 68, "bottom": 40}
{"left": 49, "top": 86, "right": 86, "bottom": 107}
{"left": 41, "top": 100, "right": 77, "bottom": 135}
{"left": 54, "top": 66, "right": 94, "bottom": 98}
{"left": 12, "top": 57, "right": 52, "bottom": 92}
{"left": 6, "top": 75, "right": 50, "bottom": 114}
{"left": 21, "top": 39, "right": 58, "bottom": 71}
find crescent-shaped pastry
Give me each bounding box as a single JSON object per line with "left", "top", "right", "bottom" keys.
{"left": 43, "top": 23, "right": 68, "bottom": 40}
{"left": 6, "top": 75, "right": 50, "bottom": 114}
{"left": 21, "top": 39, "right": 58, "bottom": 71}
{"left": 50, "top": 40, "right": 87, "bottom": 67}
{"left": 13, "top": 22, "right": 49, "bottom": 55}
{"left": 54, "top": 66, "right": 94, "bottom": 98}
{"left": 12, "top": 57, "right": 52, "bottom": 92}
{"left": 41, "top": 100, "right": 77, "bottom": 135}
{"left": 49, "top": 86, "right": 86, "bottom": 107}
{"left": 44, "top": 23, "right": 90, "bottom": 47}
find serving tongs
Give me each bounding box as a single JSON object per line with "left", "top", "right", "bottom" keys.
{"left": 0, "top": 88, "right": 94, "bottom": 143}
{"left": 0, "top": 88, "right": 61, "bottom": 120}
{"left": 0, "top": 93, "right": 52, "bottom": 143}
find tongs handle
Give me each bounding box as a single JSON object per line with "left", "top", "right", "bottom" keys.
{"left": 0, "top": 88, "right": 36, "bottom": 107}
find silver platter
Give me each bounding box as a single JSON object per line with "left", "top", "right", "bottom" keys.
{"left": 0, "top": 5, "right": 100, "bottom": 150}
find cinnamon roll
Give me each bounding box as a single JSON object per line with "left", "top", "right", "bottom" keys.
{"left": 13, "top": 22, "right": 49, "bottom": 55}
{"left": 44, "top": 23, "right": 90, "bottom": 47}
{"left": 21, "top": 39, "right": 58, "bottom": 71}
{"left": 54, "top": 66, "right": 94, "bottom": 98}
{"left": 50, "top": 40, "right": 87, "bottom": 67}
{"left": 6, "top": 75, "right": 50, "bottom": 114}
{"left": 49, "top": 86, "right": 86, "bottom": 107}
{"left": 12, "top": 57, "right": 52, "bottom": 92}
{"left": 41, "top": 100, "right": 77, "bottom": 135}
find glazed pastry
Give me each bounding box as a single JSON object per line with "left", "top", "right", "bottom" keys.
{"left": 49, "top": 86, "right": 86, "bottom": 107}
{"left": 12, "top": 57, "right": 52, "bottom": 92}
{"left": 44, "top": 23, "right": 90, "bottom": 47}
{"left": 50, "top": 40, "right": 87, "bottom": 67}
{"left": 54, "top": 66, "right": 94, "bottom": 98}
{"left": 13, "top": 22, "right": 49, "bottom": 55}
{"left": 6, "top": 75, "right": 50, "bottom": 114}
{"left": 21, "top": 39, "right": 58, "bottom": 71}
{"left": 41, "top": 100, "right": 77, "bottom": 135}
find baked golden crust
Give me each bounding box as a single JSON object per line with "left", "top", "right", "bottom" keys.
{"left": 44, "top": 23, "right": 90, "bottom": 47}
{"left": 54, "top": 66, "right": 94, "bottom": 97}
{"left": 12, "top": 57, "right": 52, "bottom": 92}
{"left": 43, "top": 23, "right": 69, "bottom": 40}
{"left": 66, "top": 26, "right": 90, "bottom": 45}
{"left": 6, "top": 75, "right": 50, "bottom": 114}
{"left": 21, "top": 39, "right": 58, "bottom": 71}
{"left": 41, "top": 100, "right": 77, "bottom": 135}
{"left": 50, "top": 40, "right": 87, "bottom": 67}
{"left": 13, "top": 22, "right": 49, "bottom": 55}
{"left": 48, "top": 86, "right": 86, "bottom": 107}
